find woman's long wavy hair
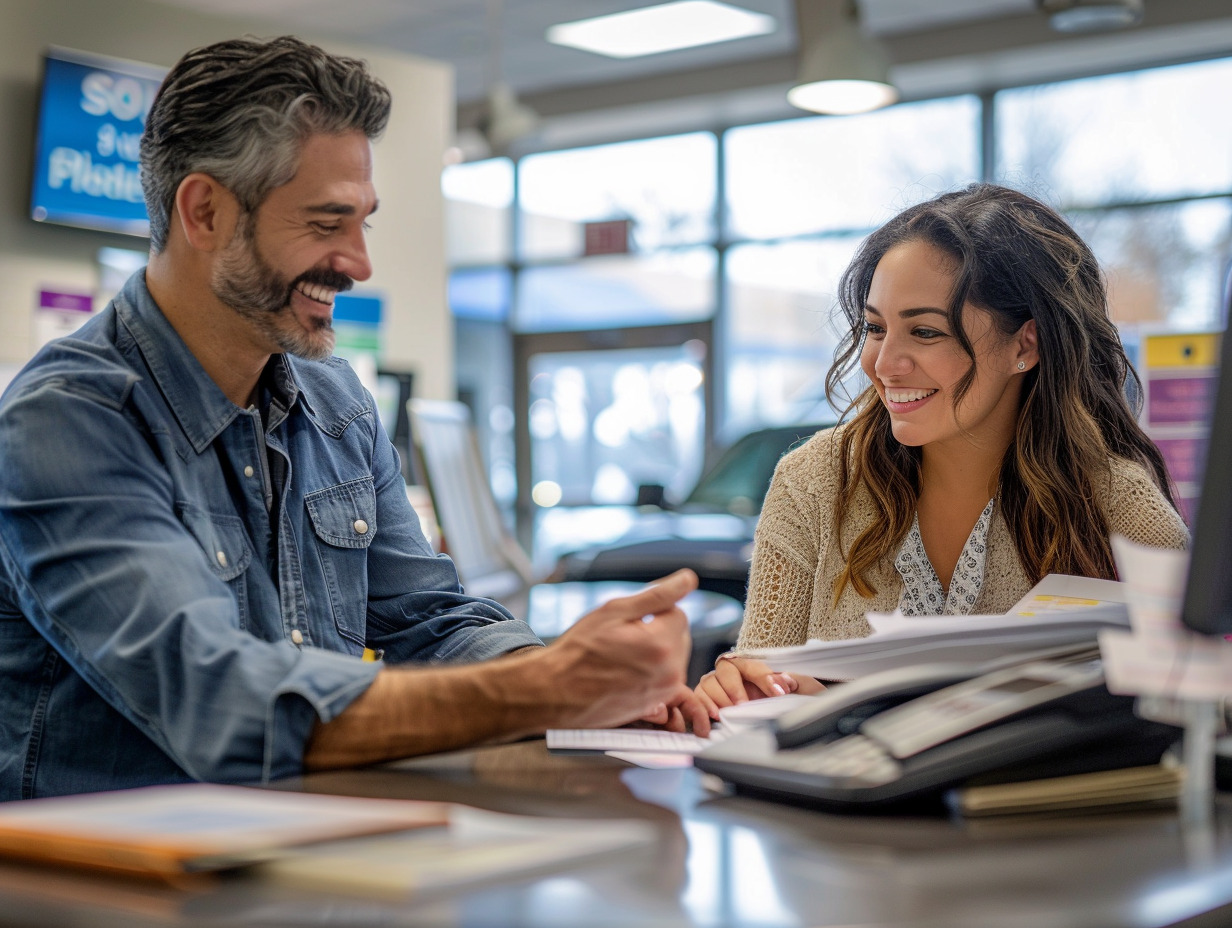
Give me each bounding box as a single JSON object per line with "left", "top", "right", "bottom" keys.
{"left": 826, "top": 183, "right": 1178, "bottom": 601}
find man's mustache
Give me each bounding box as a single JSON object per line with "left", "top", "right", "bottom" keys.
{"left": 290, "top": 268, "right": 355, "bottom": 295}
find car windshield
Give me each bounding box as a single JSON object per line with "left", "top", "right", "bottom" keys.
{"left": 683, "top": 424, "right": 825, "bottom": 515}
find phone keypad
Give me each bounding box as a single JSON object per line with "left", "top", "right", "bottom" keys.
{"left": 790, "top": 734, "right": 902, "bottom": 786}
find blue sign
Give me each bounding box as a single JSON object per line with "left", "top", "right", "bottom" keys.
{"left": 30, "top": 48, "right": 166, "bottom": 237}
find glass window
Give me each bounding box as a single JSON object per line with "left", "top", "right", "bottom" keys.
{"left": 1069, "top": 199, "right": 1232, "bottom": 329}
{"left": 442, "top": 157, "right": 513, "bottom": 266}
{"left": 449, "top": 267, "right": 511, "bottom": 322}
{"left": 724, "top": 96, "right": 981, "bottom": 241}
{"left": 724, "top": 238, "right": 862, "bottom": 432}
{"left": 518, "top": 133, "right": 717, "bottom": 261}
{"left": 515, "top": 248, "right": 716, "bottom": 332}
{"left": 527, "top": 344, "right": 706, "bottom": 507}
{"left": 996, "top": 58, "right": 1232, "bottom": 206}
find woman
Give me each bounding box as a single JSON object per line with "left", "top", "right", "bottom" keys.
{"left": 695, "top": 183, "right": 1188, "bottom": 717}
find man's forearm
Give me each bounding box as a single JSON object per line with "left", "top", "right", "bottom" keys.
{"left": 303, "top": 569, "right": 704, "bottom": 771}
{"left": 303, "top": 648, "right": 564, "bottom": 771}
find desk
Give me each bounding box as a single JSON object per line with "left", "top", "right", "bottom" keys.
{"left": 0, "top": 741, "right": 1229, "bottom": 927}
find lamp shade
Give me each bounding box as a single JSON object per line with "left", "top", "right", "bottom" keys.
{"left": 788, "top": 0, "right": 898, "bottom": 115}
{"left": 483, "top": 82, "right": 541, "bottom": 154}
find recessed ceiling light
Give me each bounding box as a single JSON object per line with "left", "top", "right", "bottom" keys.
{"left": 1039, "top": 0, "right": 1144, "bottom": 33}
{"left": 547, "top": 1, "right": 776, "bottom": 59}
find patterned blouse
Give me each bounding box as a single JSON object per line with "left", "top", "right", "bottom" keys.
{"left": 894, "top": 498, "right": 996, "bottom": 616}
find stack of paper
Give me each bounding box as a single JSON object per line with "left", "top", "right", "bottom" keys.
{"left": 744, "top": 575, "right": 1129, "bottom": 682}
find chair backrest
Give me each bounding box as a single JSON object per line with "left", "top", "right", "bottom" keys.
{"left": 408, "top": 399, "right": 535, "bottom": 601}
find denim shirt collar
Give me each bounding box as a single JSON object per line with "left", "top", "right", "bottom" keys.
{"left": 112, "top": 270, "right": 311, "bottom": 453}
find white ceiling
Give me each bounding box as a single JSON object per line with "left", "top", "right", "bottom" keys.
{"left": 146, "top": 0, "right": 1232, "bottom": 150}
{"left": 143, "top": 0, "right": 1043, "bottom": 101}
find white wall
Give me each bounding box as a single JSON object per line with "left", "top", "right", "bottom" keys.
{"left": 0, "top": 0, "right": 454, "bottom": 398}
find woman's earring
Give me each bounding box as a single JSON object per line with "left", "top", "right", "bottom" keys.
{"left": 1017, "top": 360, "right": 1026, "bottom": 371}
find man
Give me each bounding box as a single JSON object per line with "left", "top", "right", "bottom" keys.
{"left": 0, "top": 35, "right": 706, "bottom": 801}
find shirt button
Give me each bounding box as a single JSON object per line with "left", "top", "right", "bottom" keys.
{"left": 353, "top": 519, "right": 368, "bottom": 535}
{"left": 243, "top": 465, "right": 254, "bottom": 478}
{"left": 291, "top": 629, "right": 303, "bottom": 646}
{"left": 216, "top": 550, "right": 227, "bottom": 567}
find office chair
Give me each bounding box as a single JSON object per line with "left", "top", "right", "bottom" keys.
{"left": 408, "top": 399, "right": 743, "bottom": 684}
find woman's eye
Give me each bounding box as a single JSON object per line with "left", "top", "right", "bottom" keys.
{"left": 913, "top": 327, "right": 946, "bottom": 340}
{"left": 862, "top": 321, "right": 885, "bottom": 337}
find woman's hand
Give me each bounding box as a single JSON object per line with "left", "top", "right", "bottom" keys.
{"left": 694, "top": 656, "right": 825, "bottom": 720}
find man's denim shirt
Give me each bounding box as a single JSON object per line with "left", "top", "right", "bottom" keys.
{"left": 0, "top": 271, "right": 541, "bottom": 800}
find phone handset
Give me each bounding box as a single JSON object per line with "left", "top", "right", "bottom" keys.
{"left": 773, "top": 662, "right": 982, "bottom": 749}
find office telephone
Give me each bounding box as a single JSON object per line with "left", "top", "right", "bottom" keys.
{"left": 695, "top": 653, "right": 1182, "bottom": 810}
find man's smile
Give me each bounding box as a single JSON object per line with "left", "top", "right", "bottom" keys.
{"left": 294, "top": 280, "right": 339, "bottom": 306}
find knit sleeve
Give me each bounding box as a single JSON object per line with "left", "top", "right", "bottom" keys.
{"left": 1103, "top": 458, "right": 1189, "bottom": 551}
{"left": 736, "top": 431, "right": 834, "bottom": 650}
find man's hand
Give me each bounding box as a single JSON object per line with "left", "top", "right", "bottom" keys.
{"left": 639, "top": 686, "right": 711, "bottom": 737}
{"left": 694, "top": 656, "right": 825, "bottom": 720}
{"left": 536, "top": 569, "right": 709, "bottom": 735}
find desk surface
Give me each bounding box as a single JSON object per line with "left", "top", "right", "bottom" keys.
{"left": 0, "top": 741, "right": 1230, "bottom": 928}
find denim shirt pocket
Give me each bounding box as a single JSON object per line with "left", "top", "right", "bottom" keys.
{"left": 175, "top": 504, "right": 254, "bottom": 629}
{"left": 303, "top": 476, "right": 376, "bottom": 646}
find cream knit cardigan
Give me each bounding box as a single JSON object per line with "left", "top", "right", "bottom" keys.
{"left": 736, "top": 426, "right": 1190, "bottom": 649}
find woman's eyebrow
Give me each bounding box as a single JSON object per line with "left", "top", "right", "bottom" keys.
{"left": 864, "top": 304, "right": 948, "bottom": 319}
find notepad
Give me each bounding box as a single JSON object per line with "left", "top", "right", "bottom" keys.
{"left": 949, "top": 763, "right": 1184, "bottom": 817}
{"left": 0, "top": 783, "right": 449, "bottom": 880}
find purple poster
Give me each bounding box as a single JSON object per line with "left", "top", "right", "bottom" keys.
{"left": 1147, "top": 374, "right": 1218, "bottom": 427}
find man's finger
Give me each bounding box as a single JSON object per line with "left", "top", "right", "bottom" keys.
{"left": 641, "top": 702, "right": 669, "bottom": 725}
{"left": 663, "top": 706, "right": 686, "bottom": 733}
{"left": 611, "top": 569, "right": 699, "bottom": 618}
{"left": 681, "top": 693, "right": 711, "bottom": 737}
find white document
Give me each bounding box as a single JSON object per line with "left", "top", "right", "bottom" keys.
{"left": 544, "top": 698, "right": 818, "bottom": 766}
{"left": 743, "top": 574, "right": 1129, "bottom": 682}
{"left": 1099, "top": 535, "right": 1232, "bottom": 701}
{"left": 1007, "top": 574, "right": 1130, "bottom": 612}
{"left": 717, "top": 693, "right": 822, "bottom": 730}
{"left": 546, "top": 727, "right": 731, "bottom": 755}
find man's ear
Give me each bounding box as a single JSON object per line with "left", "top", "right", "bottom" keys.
{"left": 1015, "top": 319, "right": 1040, "bottom": 373}
{"left": 172, "top": 173, "right": 240, "bottom": 252}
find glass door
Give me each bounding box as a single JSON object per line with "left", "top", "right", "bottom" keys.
{"left": 513, "top": 322, "right": 712, "bottom": 555}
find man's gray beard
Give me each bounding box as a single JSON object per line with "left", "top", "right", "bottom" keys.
{"left": 211, "top": 225, "right": 336, "bottom": 362}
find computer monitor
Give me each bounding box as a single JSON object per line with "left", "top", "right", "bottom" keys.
{"left": 1179, "top": 320, "right": 1232, "bottom": 637}
{"left": 30, "top": 47, "right": 165, "bottom": 237}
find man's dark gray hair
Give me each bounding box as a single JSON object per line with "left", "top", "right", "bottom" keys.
{"left": 140, "top": 35, "right": 392, "bottom": 252}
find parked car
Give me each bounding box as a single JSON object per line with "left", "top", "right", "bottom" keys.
{"left": 546, "top": 422, "right": 829, "bottom": 602}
